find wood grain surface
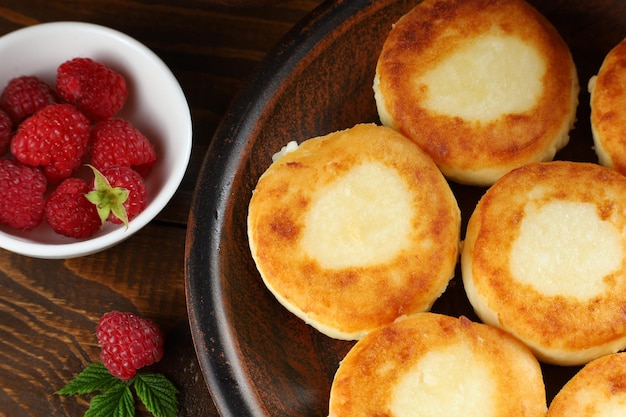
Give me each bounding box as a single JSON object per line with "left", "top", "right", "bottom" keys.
{"left": 0, "top": 1, "right": 322, "bottom": 416}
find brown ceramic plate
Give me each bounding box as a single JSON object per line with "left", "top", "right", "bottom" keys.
{"left": 185, "top": 0, "right": 626, "bottom": 415}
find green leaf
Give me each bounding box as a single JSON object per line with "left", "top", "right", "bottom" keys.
{"left": 85, "top": 164, "right": 130, "bottom": 228}
{"left": 134, "top": 373, "right": 179, "bottom": 417}
{"left": 56, "top": 363, "right": 124, "bottom": 395}
{"left": 85, "top": 384, "right": 135, "bottom": 417}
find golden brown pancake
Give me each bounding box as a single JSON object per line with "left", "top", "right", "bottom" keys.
{"left": 548, "top": 352, "right": 626, "bottom": 416}
{"left": 374, "top": 0, "right": 579, "bottom": 186}
{"left": 247, "top": 124, "right": 461, "bottom": 340}
{"left": 462, "top": 161, "right": 626, "bottom": 366}
{"left": 590, "top": 39, "right": 626, "bottom": 174}
{"left": 328, "top": 313, "right": 547, "bottom": 417}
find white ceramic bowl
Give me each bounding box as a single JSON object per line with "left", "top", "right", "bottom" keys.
{"left": 0, "top": 22, "right": 192, "bottom": 259}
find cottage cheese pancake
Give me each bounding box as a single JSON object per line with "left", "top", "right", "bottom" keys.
{"left": 328, "top": 313, "right": 546, "bottom": 417}
{"left": 374, "top": 0, "right": 578, "bottom": 186}
{"left": 247, "top": 124, "right": 461, "bottom": 340}
{"left": 590, "top": 39, "right": 626, "bottom": 175}
{"left": 547, "top": 353, "right": 626, "bottom": 416}
{"left": 462, "top": 161, "right": 626, "bottom": 365}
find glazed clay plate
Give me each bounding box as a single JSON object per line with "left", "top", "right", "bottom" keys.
{"left": 185, "top": 0, "right": 626, "bottom": 415}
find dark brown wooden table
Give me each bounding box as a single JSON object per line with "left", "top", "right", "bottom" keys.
{"left": 0, "top": 1, "right": 322, "bottom": 415}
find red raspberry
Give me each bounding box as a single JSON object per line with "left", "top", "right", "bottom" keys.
{"left": 0, "top": 109, "right": 12, "bottom": 156}
{"left": 45, "top": 178, "right": 102, "bottom": 238}
{"left": 11, "top": 103, "right": 91, "bottom": 183}
{"left": 56, "top": 57, "right": 127, "bottom": 121}
{"left": 0, "top": 75, "right": 57, "bottom": 124}
{"left": 0, "top": 158, "right": 47, "bottom": 230}
{"left": 96, "top": 311, "right": 164, "bottom": 380}
{"left": 98, "top": 166, "right": 147, "bottom": 224}
{"left": 90, "top": 118, "right": 157, "bottom": 177}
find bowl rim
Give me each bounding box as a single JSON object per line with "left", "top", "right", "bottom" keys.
{"left": 0, "top": 21, "right": 192, "bottom": 259}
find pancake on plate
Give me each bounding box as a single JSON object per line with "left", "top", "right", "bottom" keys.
{"left": 374, "top": 0, "right": 579, "bottom": 186}
{"left": 548, "top": 352, "right": 626, "bottom": 416}
{"left": 462, "top": 161, "right": 626, "bottom": 366}
{"left": 247, "top": 123, "right": 461, "bottom": 340}
{"left": 590, "top": 39, "right": 626, "bottom": 175}
{"left": 328, "top": 313, "right": 546, "bottom": 417}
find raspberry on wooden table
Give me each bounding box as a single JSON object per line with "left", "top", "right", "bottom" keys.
{"left": 56, "top": 57, "right": 128, "bottom": 121}
{"left": 96, "top": 311, "right": 164, "bottom": 381}
{"left": 0, "top": 158, "right": 47, "bottom": 230}
{"left": 90, "top": 118, "right": 157, "bottom": 177}
{"left": 0, "top": 75, "right": 57, "bottom": 124}
{"left": 45, "top": 178, "right": 102, "bottom": 238}
{"left": 11, "top": 103, "right": 91, "bottom": 182}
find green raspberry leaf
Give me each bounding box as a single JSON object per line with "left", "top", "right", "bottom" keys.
{"left": 134, "top": 372, "right": 179, "bottom": 417}
{"left": 85, "top": 384, "right": 135, "bottom": 417}
{"left": 56, "top": 362, "right": 123, "bottom": 395}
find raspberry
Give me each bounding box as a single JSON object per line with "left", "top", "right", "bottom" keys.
{"left": 96, "top": 311, "right": 164, "bottom": 381}
{"left": 0, "top": 109, "right": 12, "bottom": 156}
{"left": 97, "top": 166, "right": 147, "bottom": 224}
{"left": 11, "top": 103, "right": 91, "bottom": 183}
{"left": 56, "top": 57, "right": 127, "bottom": 121}
{"left": 45, "top": 178, "right": 102, "bottom": 238}
{"left": 90, "top": 118, "right": 157, "bottom": 177}
{"left": 0, "top": 75, "right": 57, "bottom": 124}
{"left": 0, "top": 159, "right": 47, "bottom": 230}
